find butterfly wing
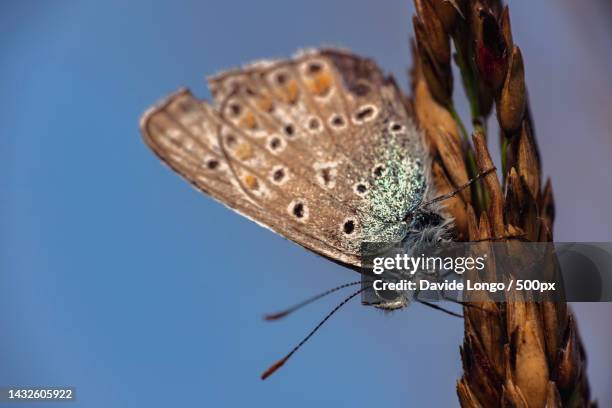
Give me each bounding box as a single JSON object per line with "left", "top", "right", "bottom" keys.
{"left": 140, "top": 49, "right": 430, "bottom": 267}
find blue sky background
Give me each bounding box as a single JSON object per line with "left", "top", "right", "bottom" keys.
{"left": 2, "top": 1, "right": 611, "bottom": 406}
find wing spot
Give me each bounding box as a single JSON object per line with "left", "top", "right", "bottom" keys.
{"left": 373, "top": 164, "right": 385, "bottom": 178}
{"left": 225, "top": 134, "right": 237, "bottom": 147}
{"left": 342, "top": 219, "right": 356, "bottom": 235}
{"left": 206, "top": 159, "right": 219, "bottom": 170}
{"left": 234, "top": 143, "right": 254, "bottom": 160}
{"left": 293, "top": 203, "right": 304, "bottom": 218}
{"left": 288, "top": 199, "right": 309, "bottom": 221}
{"left": 283, "top": 124, "right": 295, "bottom": 137}
{"left": 268, "top": 136, "right": 285, "bottom": 152}
{"left": 239, "top": 111, "right": 258, "bottom": 130}
{"left": 270, "top": 138, "right": 281, "bottom": 149}
{"left": 314, "top": 163, "right": 338, "bottom": 189}
{"left": 390, "top": 122, "right": 404, "bottom": 132}
{"left": 271, "top": 166, "right": 287, "bottom": 184}
{"left": 329, "top": 114, "right": 346, "bottom": 129}
{"left": 351, "top": 81, "right": 371, "bottom": 97}
{"left": 308, "top": 117, "right": 321, "bottom": 131}
{"left": 276, "top": 72, "right": 288, "bottom": 85}
{"left": 321, "top": 168, "right": 332, "bottom": 184}
{"left": 229, "top": 103, "right": 242, "bottom": 117}
{"left": 307, "top": 62, "right": 323, "bottom": 74}
{"left": 283, "top": 81, "right": 300, "bottom": 104}
{"left": 243, "top": 174, "right": 259, "bottom": 190}
{"left": 308, "top": 72, "right": 332, "bottom": 96}
{"left": 256, "top": 96, "right": 274, "bottom": 113}
{"left": 354, "top": 182, "right": 368, "bottom": 197}
{"left": 353, "top": 105, "right": 378, "bottom": 123}
{"left": 178, "top": 100, "right": 196, "bottom": 113}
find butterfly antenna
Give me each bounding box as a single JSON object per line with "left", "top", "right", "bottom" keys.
{"left": 261, "top": 287, "right": 366, "bottom": 380}
{"left": 417, "top": 299, "right": 463, "bottom": 318}
{"left": 408, "top": 167, "right": 496, "bottom": 220}
{"left": 264, "top": 281, "right": 362, "bottom": 321}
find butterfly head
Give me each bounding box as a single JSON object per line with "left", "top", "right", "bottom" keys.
{"left": 365, "top": 206, "right": 451, "bottom": 311}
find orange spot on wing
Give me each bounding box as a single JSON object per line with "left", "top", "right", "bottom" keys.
{"left": 239, "top": 111, "right": 258, "bottom": 130}
{"left": 309, "top": 72, "right": 332, "bottom": 96}
{"left": 243, "top": 174, "right": 259, "bottom": 190}
{"left": 283, "top": 81, "right": 299, "bottom": 104}
{"left": 256, "top": 96, "right": 274, "bottom": 112}
{"left": 234, "top": 143, "right": 254, "bottom": 160}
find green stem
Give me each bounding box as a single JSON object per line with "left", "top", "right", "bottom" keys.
{"left": 501, "top": 136, "right": 509, "bottom": 184}
{"left": 453, "top": 36, "right": 480, "bottom": 123}
{"left": 447, "top": 104, "right": 488, "bottom": 212}
{"left": 448, "top": 104, "right": 469, "bottom": 142}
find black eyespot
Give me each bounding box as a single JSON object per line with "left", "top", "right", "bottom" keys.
{"left": 308, "top": 118, "right": 320, "bottom": 130}
{"left": 207, "top": 159, "right": 219, "bottom": 170}
{"left": 331, "top": 115, "right": 345, "bottom": 127}
{"left": 356, "top": 106, "right": 375, "bottom": 121}
{"left": 229, "top": 103, "right": 241, "bottom": 117}
{"left": 307, "top": 63, "right": 322, "bottom": 74}
{"left": 292, "top": 202, "right": 304, "bottom": 218}
{"left": 356, "top": 184, "right": 367, "bottom": 194}
{"left": 269, "top": 137, "right": 281, "bottom": 150}
{"left": 273, "top": 168, "right": 285, "bottom": 182}
{"left": 352, "top": 82, "right": 371, "bottom": 97}
{"left": 225, "top": 134, "right": 237, "bottom": 147}
{"left": 276, "top": 73, "right": 287, "bottom": 85}
{"left": 178, "top": 101, "right": 194, "bottom": 113}
{"left": 373, "top": 165, "right": 385, "bottom": 178}
{"left": 320, "top": 168, "right": 332, "bottom": 185}
{"left": 284, "top": 124, "right": 295, "bottom": 137}
{"left": 343, "top": 220, "right": 355, "bottom": 235}
{"left": 391, "top": 123, "right": 402, "bottom": 132}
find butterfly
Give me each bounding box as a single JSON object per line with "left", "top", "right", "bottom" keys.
{"left": 140, "top": 47, "right": 450, "bottom": 266}
{"left": 140, "top": 48, "right": 462, "bottom": 378}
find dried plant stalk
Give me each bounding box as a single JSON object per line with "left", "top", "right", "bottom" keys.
{"left": 410, "top": 1, "right": 595, "bottom": 406}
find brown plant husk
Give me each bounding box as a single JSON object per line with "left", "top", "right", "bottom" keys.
{"left": 410, "top": 1, "right": 595, "bottom": 406}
